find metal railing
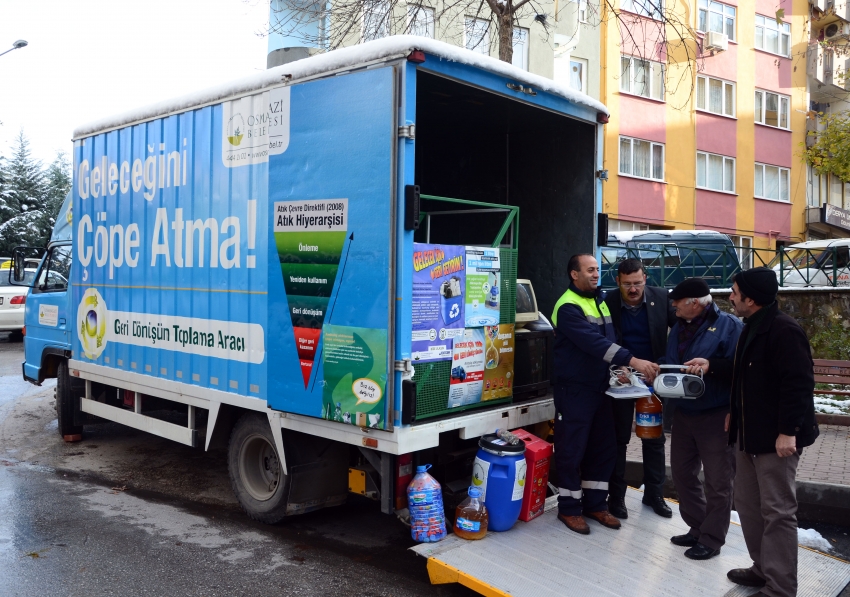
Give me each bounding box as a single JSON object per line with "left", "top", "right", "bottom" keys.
{"left": 600, "top": 244, "right": 850, "bottom": 289}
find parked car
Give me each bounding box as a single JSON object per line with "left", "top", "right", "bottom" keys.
{"left": 0, "top": 266, "right": 34, "bottom": 340}
{"left": 0, "top": 265, "right": 68, "bottom": 340}
{"left": 601, "top": 230, "right": 741, "bottom": 289}
{"left": 772, "top": 238, "right": 850, "bottom": 287}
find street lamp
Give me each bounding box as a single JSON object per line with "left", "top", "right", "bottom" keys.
{"left": 0, "top": 40, "right": 28, "bottom": 59}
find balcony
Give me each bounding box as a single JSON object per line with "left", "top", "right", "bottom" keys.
{"left": 808, "top": 44, "right": 850, "bottom": 93}
{"left": 812, "top": 0, "right": 850, "bottom": 29}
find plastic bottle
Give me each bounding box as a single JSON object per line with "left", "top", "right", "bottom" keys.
{"left": 407, "top": 464, "right": 447, "bottom": 543}
{"left": 493, "top": 428, "right": 521, "bottom": 445}
{"left": 635, "top": 392, "right": 663, "bottom": 439}
{"left": 454, "top": 486, "right": 488, "bottom": 540}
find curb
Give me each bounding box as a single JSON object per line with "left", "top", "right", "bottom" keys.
{"left": 625, "top": 460, "right": 850, "bottom": 527}
{"left": 817, "top": 413, "right": 850, "bottom": 427}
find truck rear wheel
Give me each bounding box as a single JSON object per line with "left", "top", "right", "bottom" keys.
{"left": 56, "top": 360, "right": 84, "bottom": 440}
{"left": 228, "top": 413, "right": 290, "bottom": 524}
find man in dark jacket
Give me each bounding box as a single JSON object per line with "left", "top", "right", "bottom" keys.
{"left": 663, "top": 278, "right": 742, "bottom": 561}
{"left": 724, "top": 268, "right": 818, "bottom": 597}
{"left": 551, "top": 254, "right": 659, "bottom": 535}
{"left": 604, "top": 258, "right": 677, "bottom": 520}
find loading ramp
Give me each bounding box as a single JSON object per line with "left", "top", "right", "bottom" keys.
{"left": 412, "top": 487, "right": 850, "bottom": 597}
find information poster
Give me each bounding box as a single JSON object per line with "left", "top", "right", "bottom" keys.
{"left": 483, "top": 324, "right": 515, "bottom": 401}
{"left": 447, "top": 328, "right": 485, "bottom": 408}
{"left": 274, "top": 198, "right": 349, "bottom": 386}
{"left": 411, "top": 243, "right": 466, "bottom": 362}
{"left": 465, "top": 247, "right": 501, "bottom": 327}
{"left": 321, "top": 324, "right": 388, "bottom": 429}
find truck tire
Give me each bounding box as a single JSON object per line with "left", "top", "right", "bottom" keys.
{"left": 56, "top": 360, "right": 84, "bottom": 440}
{"left": 228, "top": 413, "right": 290, "bottom": 524}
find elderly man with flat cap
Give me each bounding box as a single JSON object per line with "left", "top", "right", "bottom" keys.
{"left": 663, "top": 277, "right": 742, "bottom": 561}
{"left": 721, "top": 268, "right": 818, "bottom": 597}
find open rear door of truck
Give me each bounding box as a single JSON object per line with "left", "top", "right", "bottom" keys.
{"left": 412, "top": 488, "right": 850, "bottom": 597}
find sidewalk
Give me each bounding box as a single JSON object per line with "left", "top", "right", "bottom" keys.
{"left": 625, "top": 424, "right": 850, "bottom": 525}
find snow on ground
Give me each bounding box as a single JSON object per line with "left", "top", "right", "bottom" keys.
{"left": 732, "top": 514, "right": 833, "bottom": 553}
{"left": 814, "top": 395, "right": 850, "bottom": 415}
{"left": 798, "top": 528, "right": 833, "bottom": 552}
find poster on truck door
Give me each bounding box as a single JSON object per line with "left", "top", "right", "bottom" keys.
{"left": 71, "top": 66, "right": 395, "bottom": 429}
{"left": 465, "top": 247, "right": 500, "bottom": 327}
{"left": 411, "top": 243, "right": 465, "bottom": 362}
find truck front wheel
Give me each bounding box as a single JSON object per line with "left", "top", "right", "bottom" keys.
{"left": 227, "top": 413, "right": 290, "bottom": 524}
{"left": 56, "top": 360, "right": 84, "bottom": 440}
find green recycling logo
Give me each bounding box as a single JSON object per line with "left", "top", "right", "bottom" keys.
{"left": 77, "top": 288, "right": 108, "bottom": 360}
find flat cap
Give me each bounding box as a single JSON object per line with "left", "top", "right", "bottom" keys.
{"left": 669, "top": 277, "right": 711, "bottom": 300}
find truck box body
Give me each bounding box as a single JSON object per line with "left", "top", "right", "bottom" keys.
{"left": 72, "top": 65, "right": 395, "bottom": 427}
{"left": 65, "top": 37, "right": 605, "bottom": 443}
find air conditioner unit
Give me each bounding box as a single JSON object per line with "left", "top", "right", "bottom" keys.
{"left": 704, "top": 31, "right": 728, "bottom": 52}
{"left": 824, "top": 21, "right": 850, "bottom": 41}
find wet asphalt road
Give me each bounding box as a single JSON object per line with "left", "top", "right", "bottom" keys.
{"left": 1, "top": 332, "right": 848, "bottom": 596}
{"left": 0, "top": 333, "right": 473, "bottom": 597}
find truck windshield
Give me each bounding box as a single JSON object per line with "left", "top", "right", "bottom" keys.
{"left": 774, "top": 249, "right": 823, "bottom": 269}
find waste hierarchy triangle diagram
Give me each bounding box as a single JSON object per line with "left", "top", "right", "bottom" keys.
{"left": 274, "top": 199, "right": 349, "bottom": 387}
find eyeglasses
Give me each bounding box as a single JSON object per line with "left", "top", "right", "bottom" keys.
{"left": 621, "top": 282, "right": 646, "bottom": 289}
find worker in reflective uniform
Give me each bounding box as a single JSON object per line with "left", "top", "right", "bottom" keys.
{"left": 551, "top": 254, "right": 659, "bottom": 535}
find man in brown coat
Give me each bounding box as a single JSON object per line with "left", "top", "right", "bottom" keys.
{"left": 724, "top": 267, "right": 819, "bottom": 597}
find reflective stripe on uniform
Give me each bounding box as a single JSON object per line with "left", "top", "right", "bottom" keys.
{"left": 551, "top": 288, "right": 612, "bottom": 328}
{"left": 559, "top": 488, "right": 583, "bottom": 499}
{"left": 602, "top": 343, "right": 622, "bottom": 363}
{"left": 581, "top": 481, "right": 609, "bottom": 490}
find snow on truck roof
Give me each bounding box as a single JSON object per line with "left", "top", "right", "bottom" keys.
{"left": 608, "top": 230, "right": 731, "bottom": 242}
{"left": 73, "top": 35, "right": 608, "bottom": 139}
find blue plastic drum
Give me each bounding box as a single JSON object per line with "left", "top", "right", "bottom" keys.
{"left": 471, "top": 435, "right": 526, "bottom": 531}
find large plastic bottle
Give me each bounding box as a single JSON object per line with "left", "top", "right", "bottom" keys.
{"left": 635, "top": 393, "right": 663, "bottom": 439}
{"left": 454, "top": 486, "right": 488, "bottom": 540}
{"left": 407, "top": 464, "right": 447, "bottom": 543}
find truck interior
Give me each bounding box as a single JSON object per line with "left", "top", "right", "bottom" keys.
{"left": 413, "top": 70, "right": 598, "bottom": 315}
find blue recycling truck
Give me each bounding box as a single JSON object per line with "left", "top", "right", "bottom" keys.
{"left": 12, "top": 37, "right": 606, "bottom": 523}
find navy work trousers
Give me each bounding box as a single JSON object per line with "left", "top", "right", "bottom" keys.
{"left": 553, "top": 384, "right": 617, "bottom": 517}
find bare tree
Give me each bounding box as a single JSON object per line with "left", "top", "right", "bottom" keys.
{"left": 263, "top": 0, "right": 703, "bottom": 104}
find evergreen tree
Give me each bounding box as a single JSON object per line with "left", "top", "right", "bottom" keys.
{"left": 0, "top": 131, "right": 51, "bottom": 255}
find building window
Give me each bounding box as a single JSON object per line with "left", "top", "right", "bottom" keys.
{"left": 362, "top": 0, "right": 390, "bottom": 42}
{"left": 464, "top": 17, "right": 490, "bottom": 55}
{"left": 512, "top": 27, "right": 529, "bottom": 70}
{"left": 754, "top": 163, "right": 790, "bottom": 202}
{"left": 698, "top": 0, "right": 735, "bottom": 41}
{"left": 754, "top": 90, "right": 789, "bottom": 129}
{"left": 570, "top": 57, "right": 588, "bottom": 93}
{"left": 621, "top": 0, "right": 664, "bottom": 20}
{"left": 809, "top": 170, "right": 850, "bottom": 210}
{"left": 620, "top": 55, "right": 665, "bottom": 101}
{"left": 619, "top": 136, "right": 665, "bottom": 181}
{"left": 755, "top": 14, "right": 790, "bottom": 57}
{"left": 729, "top": 235, "right": 754, "bottom": 269}
{"left": 408, "top": 5, "right": 435, "bottom": 38}
{"left": 579, "top": 0, "right": 589, "bottom": 23}
{"left": 696, "top": 151, "right": 735, "bottom": 193}
{"left": 696, "top": 75, "right": 735, "bottom": 117}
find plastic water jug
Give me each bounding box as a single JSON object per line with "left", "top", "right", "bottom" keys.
{"left": 454, "top": 486, "right": 488, "bottom": 540}
{"left": 635, "top": 393, "right": 663, "bottom": 439}
{"left": 407, "top": 464, "right": 447, "bottom": 542}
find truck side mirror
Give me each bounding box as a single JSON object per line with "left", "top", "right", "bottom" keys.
{"left": 10, "top": 246, "right": 44, "bottom": 287}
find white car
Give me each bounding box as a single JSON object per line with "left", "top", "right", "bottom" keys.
{"left": 0, "top": 267, "right": 33, "bottom": 340}
{"left": 772, "top": 239, "right": 850, "bottom": 287}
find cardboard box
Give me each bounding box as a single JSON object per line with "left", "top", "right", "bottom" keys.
{"left": 513, "top": 428, "right": 552, "bottom": 522}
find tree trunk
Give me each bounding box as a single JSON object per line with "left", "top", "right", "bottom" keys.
{"left": 498, "top": 12, "right": 513, "bottom": 63}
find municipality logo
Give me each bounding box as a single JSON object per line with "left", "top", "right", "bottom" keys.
{"left": 77, "top": 288, "right": 107, "bottom": 360}
{"left": 226, "top": 113, "right": 244, "bottom": 146}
